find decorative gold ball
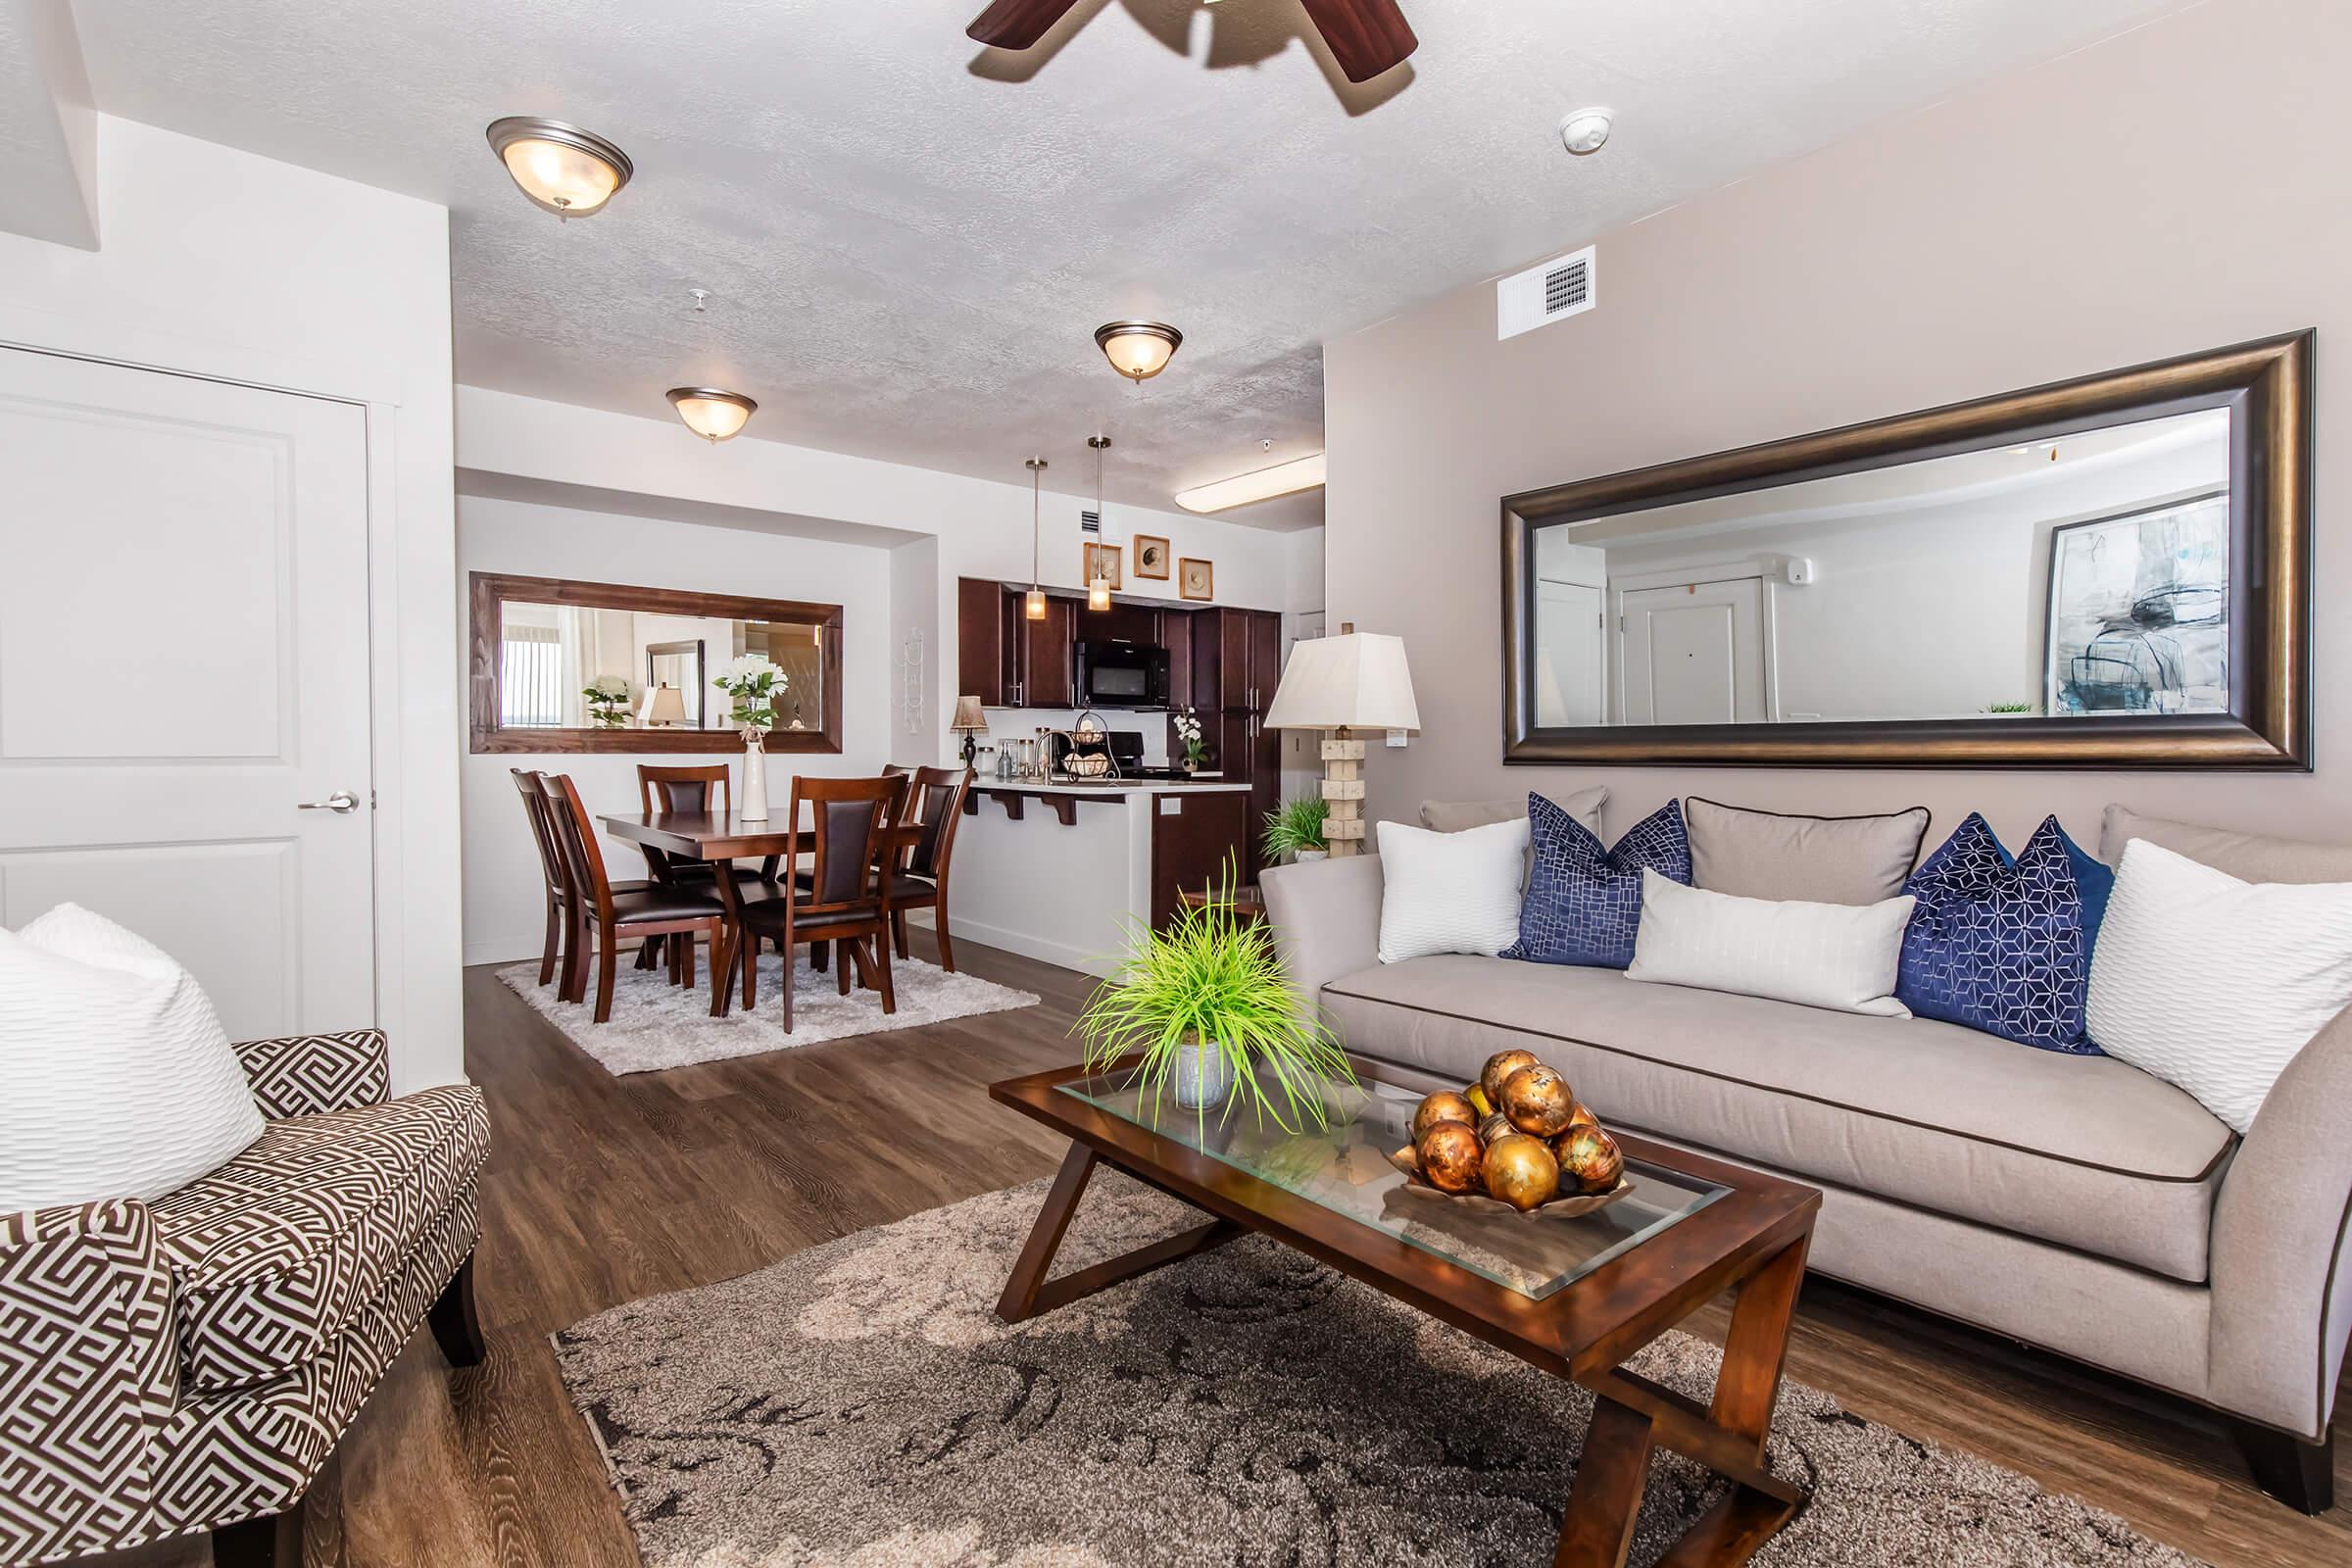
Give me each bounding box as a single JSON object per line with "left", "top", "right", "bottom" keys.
{"left": 1483, "top": 1134, "right": 1561, "bottom": 1211}
{"left": 1555, "top": 1125, "right": 1625, "bottom": 1195}
{"left": 1463, "top": 1082, "right": 1495, "bottom": 1119}
{"left": 1411, "top": 1091, "right": 1478, "bottom": 1145}
{"left": 1481, "top": 1050, "right": 1544, "bottom": 1107}
{"left": 1565, "top": 1101, "right": 1600, "bottom": 1133}
{"left": 1477, "top": 1112, "right": 1514, "bottom": 1147}
{"left": 1418, "top": 1121, "right": 1485, "bottom": 1195}
{"left": 1501, "top": 1064, "right": 1576, "bottom": 1138}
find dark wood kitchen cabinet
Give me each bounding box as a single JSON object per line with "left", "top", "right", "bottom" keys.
{"left": 955, "top": 576, "right": 1073, "bottom": 708}
{"left": 1150, "top": 787, "right": 1251, "bottom": 932}
{"left": 1021, "top": 596, "right": 1075, "bottom": 708}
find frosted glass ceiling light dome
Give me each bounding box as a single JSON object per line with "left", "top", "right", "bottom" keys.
{"left": 485, "top": 117, "right": 634, "bottom": 218}
{"left": 1095, "top": 320, "right": 1183, "bottom": 382}
{"left": 665, "top": 387, "right": 757, "bottom": 443}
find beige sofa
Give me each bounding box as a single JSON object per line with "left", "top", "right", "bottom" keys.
{"left": 1261, "top": 808, "right": 2352, "bottom": 1512}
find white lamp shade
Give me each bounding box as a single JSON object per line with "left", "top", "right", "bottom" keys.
{"left": 1263, "top": 632, "right": 1420, "bottom": 732}
{"left": 641, "top": 684, "right": 686, "bottom": 725}
{"left": 950, "top": 695, "right": 990, "bottom": 734}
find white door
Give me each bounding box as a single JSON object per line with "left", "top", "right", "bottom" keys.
{"left": 0, "top": 349, "right": 375, "bottom": 1038}
{"left": 1619, "top": 578, "right": 1768, "bottom": 724}
{"left": 1536, "top": 581, "right": 1605, "bottom": 726}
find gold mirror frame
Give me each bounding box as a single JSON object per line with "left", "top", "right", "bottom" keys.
{"left": 1500, "top": 331, "right": 2313, "bottom": 769}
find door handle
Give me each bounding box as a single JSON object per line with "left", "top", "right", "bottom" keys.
{"left": 299, "top": 790, "right": 361, "bottom": 813}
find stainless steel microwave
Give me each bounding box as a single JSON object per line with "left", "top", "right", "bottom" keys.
{"left": 1073, "top": 640, "right": 1171, "bottom": 710}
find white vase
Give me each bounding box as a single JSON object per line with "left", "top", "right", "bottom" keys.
{"left": 740, "top": 732, "right": 770, "bottom": 822}
{"left": 1172, "top": 1040, "right": 1233, "bottom": 1109}
{"left": 1294, "top": 849, "right": 1328, "bottom": 864}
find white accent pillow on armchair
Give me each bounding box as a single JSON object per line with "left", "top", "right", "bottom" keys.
{"left": 1375, "top": 817, "right": 1529, "bottom": 963}
{"left": 0, "top": 903, "right": 265, "bottom": 1210}
{"left": 2087, "top": 840, "right": 2352, "bottom": 1134}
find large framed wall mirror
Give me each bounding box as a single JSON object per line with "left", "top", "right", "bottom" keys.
{"left": 469, "top": 572, "right": 844, "bottom": 755}
{"left": 1501, "top": 332, "right": 2312, "bottom": 768}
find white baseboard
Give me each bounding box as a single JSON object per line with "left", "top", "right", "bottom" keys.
{"left": 937, "top": 915, "right": 1112, "bottom": 978}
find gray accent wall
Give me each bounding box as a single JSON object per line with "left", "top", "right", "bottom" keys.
{"left": 1321, "top": 0, "right": 2349, "bottom": 851}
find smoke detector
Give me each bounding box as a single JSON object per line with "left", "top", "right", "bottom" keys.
{"left": 1559, "top": 107, "right": 1613, "bottom": 156}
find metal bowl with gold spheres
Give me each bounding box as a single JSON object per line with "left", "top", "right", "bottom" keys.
{"left": 1390, "top": 1062, "right": 1635, "bottom": 1221}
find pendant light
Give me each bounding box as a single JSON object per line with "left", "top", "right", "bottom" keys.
{"left": 1094, "top": 320, "right": 1183, "bottom": 383}
{"left": 485, "top": 118, "right": 634, "bottom": 219}
{"left": 1087, "top": 434, "right": 1113, "bottom": 612}
{"left": 1024, "top": 458, "right": 1049, "bottom": 621}
{"left": 665, "top": 387, "right": 758, "bottom": 442}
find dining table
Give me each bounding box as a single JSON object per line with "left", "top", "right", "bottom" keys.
{"left": 600, "top": 808, "right": 921, "bottom": 1017}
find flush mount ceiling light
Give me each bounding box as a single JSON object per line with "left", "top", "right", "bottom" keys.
{"left": 1175, "top": 452, "right": 1328, "bottom": 514}
{"left": 1095, "top": 321, "right": 1184, "bottom": 383}
{"left": 665, "top": 387, "right": 757, "bottom": 443}
{"left": 485, "top": 117, "right": 634, "bottom": 218}
{"left": 970, "top": 0, "right": 1416, "bottom": 83}
{"left": 1558, "top": 107, "right": 1614, "bottom": 156}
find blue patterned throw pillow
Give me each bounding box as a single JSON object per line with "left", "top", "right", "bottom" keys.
{"left": 1896, "top": 813, "right": 2115, "bottom": 1054}
{"left": 1502, "top": 797, "right": 1690, "bottom": 969}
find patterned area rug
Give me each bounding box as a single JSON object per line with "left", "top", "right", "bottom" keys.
{"left": 554, "top": 1173, "right": 2204, "bottom": 1567}
{"left": 496, "top": 950, "right": 1039, "bottom": 1075}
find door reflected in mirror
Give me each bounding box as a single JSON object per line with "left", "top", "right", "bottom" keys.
{"left": 1529, "top": 407, "right": 2230, "bottom": 728}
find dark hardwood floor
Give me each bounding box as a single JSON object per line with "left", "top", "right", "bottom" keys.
{"left": 103, "top": 934, "right": 2347, "bottom": 1567}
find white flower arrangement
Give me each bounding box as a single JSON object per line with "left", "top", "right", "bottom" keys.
{"left": 582, "top": 672, "right": 633, "bottom": 728}
{"left": 712, "top": 654, "right": 788, "bottom": 736}
{"left": 1172, "top": 708, "right": 1207, "bottom": 771}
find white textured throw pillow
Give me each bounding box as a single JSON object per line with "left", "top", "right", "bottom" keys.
{"left": 0, "top": 904, "right": 265, "bottom": 1210}
{"left": 1376, "top": 817, "right": 1529, "bottom": 963}
{"left": 2086, "top": 841, "right": 2352, "bottom": 1134}
{"left": 1627, "top": 870, "right": 1915, "bottom": 1017}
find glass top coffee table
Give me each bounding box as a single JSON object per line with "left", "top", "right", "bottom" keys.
{"left": 991, "top": 1054, "right": 1821, "bottom": 1568}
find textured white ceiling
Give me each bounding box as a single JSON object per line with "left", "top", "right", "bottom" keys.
{"left": 69, "top": 0, "right": 2189, "bottom": 530}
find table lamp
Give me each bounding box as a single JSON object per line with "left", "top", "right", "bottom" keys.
{"left": 1262, "top": 624, "right": 1420, "bottom": 858}
{"left": 641, "top": 684, "right": 686, "bottom": 728}
{"left": 950, "top": 694, "right": 991, "bottom": 766}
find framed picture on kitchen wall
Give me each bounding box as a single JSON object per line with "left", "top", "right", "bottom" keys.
{"left": 1081, "top": 542, "right": 1123, "bottom": 590}
{"left": 1179, "top": 557, "right": 1215, "bottom": 601}
{"left": 1134, "top": 535, "right": 1171, "bottom": 579}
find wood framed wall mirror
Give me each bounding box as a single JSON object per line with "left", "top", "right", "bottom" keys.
{"left": 1501, "top": 331, "right": 2313, "bottom": 768}
{"left": 469, "top": 572, "right": 845, "bottom": 756}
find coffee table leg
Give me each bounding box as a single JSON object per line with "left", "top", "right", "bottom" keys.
{"left": 996, "top": 1141, "right": 1248, "bottom": 1324}
{"left": 1560, "top": 1234, "right": 1812, "bottom": 1568}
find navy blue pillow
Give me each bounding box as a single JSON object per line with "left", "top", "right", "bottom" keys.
{"left": 1895, "top": 812, "right": 2115, "bottom": 1054}
{"left": 1502, "top": 797, "right": 1690, "bottom": 970}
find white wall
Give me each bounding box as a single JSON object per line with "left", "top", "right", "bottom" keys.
{"left": 0, "top": 116, "right": 461, "bottom": 1092}
{"left": 459, "top": 494, "right": 896, "bottom": 964}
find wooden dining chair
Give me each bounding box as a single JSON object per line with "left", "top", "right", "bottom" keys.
{"left": 537, "top": 772, "right": 729, "bottom": 1023}
{"left": 514, "top": 767, "right": 651, "bottom": 991}
{"left": 731, "top": 775, "right": 906, "bottom": 1031}
{"left": 884, "top": 765, "right": 975, "bottom": 971}
{"left": 631, "top": 762, "right": 779, "bottom": 972}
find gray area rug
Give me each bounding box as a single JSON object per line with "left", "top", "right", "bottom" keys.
{"left": 497, "top": 950, "right": 1039, "bottom": 1075}
{"left": 554, "top": 1173, "right": 2204, "bottom": 1567}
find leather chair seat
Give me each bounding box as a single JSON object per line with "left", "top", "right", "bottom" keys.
{"left": 607, "top": 886, "right": 727, "bottom": 921}
{"left": 559, "top": 877, "right": 649, "bottom": 901}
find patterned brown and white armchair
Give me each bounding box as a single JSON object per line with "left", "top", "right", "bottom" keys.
{"left": 0, "top": 1029, "right": 488, "bottom": 1568}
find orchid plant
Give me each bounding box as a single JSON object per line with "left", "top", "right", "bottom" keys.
{"left": 581, "top": 673, "right": 632, "bottom": 729}
{"left": 712, "top": 654, "right": 787, "bottom": 739}
{"left": 1172, "top": 708, "right": 1207, "bottom": 771}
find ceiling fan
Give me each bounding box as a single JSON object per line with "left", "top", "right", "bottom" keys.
{"left": 967, "top": 0, "right": 1417, "bottom": 83}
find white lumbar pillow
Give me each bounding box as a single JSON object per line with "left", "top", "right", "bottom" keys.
{"left": 1375, "top": 816, "right": 1530, "bottom": 963}
{"left": 1626, "top": 870, "right": 1915, "bottom": 1017}
{"left": 0, "top": 904, "right": 266, "bottom": 1210}
{"left": 2086, "top": 840, "right": 2352, "bottom": 1134}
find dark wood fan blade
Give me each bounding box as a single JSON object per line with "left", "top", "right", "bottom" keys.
{"left": 1297, "top": 0, "right": 1418, "bottom": 82}
{"left": 967, "top": 0, "right": 1085, "bottom": 49}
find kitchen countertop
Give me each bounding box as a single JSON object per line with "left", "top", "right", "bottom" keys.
{"left": 970, "top": 778, "right": 1248, "bottom": 796}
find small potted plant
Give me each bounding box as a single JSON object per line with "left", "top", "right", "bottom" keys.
{"left": 1077, "top": 863, "right": 1353, "bottom": 1126}
{"left": 582, "top": 674, "right": 632, "bottom": 728}
{"left": 712, "top": 654, "right": 787, "bottom": 822}
{"left": 1171, "top": 709, "right": 1209, "bottom": 774}
{"left": 1262, "top": 795, "right": 1330, "bottom": 864}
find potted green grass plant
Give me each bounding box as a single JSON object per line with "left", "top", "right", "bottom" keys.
{"left": 1262, "top": 795, "right": 1330, "bottom": 864}
{"left": 1077, "top": 864, "right": 1352, "bottom": 1127}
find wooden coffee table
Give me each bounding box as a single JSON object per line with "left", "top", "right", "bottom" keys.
{"left": 991, "top": 1054, "right": 1821, "bottom": 1567}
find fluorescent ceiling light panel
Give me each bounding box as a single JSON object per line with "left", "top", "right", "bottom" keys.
{"left": 1174, "top": 452, "right": 1327, "bottom": 514}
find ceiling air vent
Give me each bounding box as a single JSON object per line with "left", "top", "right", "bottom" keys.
{"left": 1497, "top": 244, "right": 1596, "bottom": 341}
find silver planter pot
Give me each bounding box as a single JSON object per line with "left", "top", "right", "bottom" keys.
{"left": 1171, "top": 1040, "right": 1234, "bottom": 1109}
